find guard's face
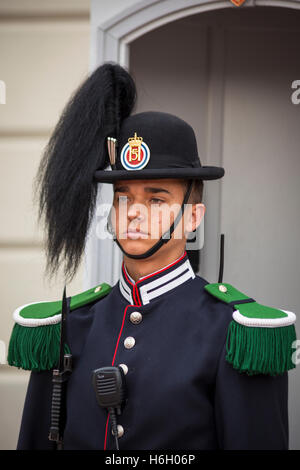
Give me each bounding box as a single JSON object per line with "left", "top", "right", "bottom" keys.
{"left": 111, "top": 178, "right": 203, "bottom": 257}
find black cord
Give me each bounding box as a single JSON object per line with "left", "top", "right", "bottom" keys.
{"left": 109, "top": 408, "right": 119, "bottom": 451}
{"left": 92, "top": 367, "right": 126, "bottom": 451}
{"left": 48, "top": 287, "right": 72, "bottom": 449}
{"left": 218, "top": 233, "right": 225, "bottom": 283}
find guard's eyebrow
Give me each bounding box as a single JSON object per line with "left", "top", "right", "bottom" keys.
{"left": 114, "top": 185, "right": 171, "bottom": 195}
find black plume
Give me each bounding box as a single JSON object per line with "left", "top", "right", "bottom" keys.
{"left": 34, "top": 62, "right": 137, "bottom": 283}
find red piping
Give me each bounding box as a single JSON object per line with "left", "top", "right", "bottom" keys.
{"left": 104, "top": 250, "right": 187, "bottom": 449}
{"left": 104, "top": 271, "right": 142, "bottom": 449}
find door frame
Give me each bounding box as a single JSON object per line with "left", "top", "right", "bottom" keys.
{"left": 85, "top": 0, "right": 300, "bottom": 288}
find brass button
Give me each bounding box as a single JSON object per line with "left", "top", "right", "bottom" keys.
{"left": 118, "top": 364, "right": 128, "bottom": 375}
{"left": 124, "top": 336, "right": 135, "bottom": 349}
{"left": 218, "top": 285, "right": 227, "bottom": 293}
{"left": 94, "top": 286, "right": 102, "bottom": 293}
{"left": 130, "top": 311, "right": 142, "bottom": 324}
{"left": 112, "top": 424, "right": 124, "bottom": 438}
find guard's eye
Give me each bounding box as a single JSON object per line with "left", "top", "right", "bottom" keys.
{"left": 116, "top": 195, "right": 128, "bottom": 204}
{"left": 150, "top": 198, "right": 163, "bottom": 205}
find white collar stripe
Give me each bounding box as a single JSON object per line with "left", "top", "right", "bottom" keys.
{"left": 140, "top": 260, "right": 191, "bottom": 292}
{"left": 119, "top": 278, "right": 133, "bottom": 304}
{"left": 187, "top": 259, "right": 196, "bottom": 280}
{"left": 120, "top": 275, "right": 131, "bottom": 295}
{"left": 145, "top": 270, "right": 194, "bottom": 304}
{"left": 119, "top": 255, "right": 195, "bottom": 306}
{"left": 146, "top": 267, "right": 190, "bottom": 294}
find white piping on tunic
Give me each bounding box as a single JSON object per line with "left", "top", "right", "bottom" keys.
{"left": 232, "top": 309, "right": 296, "bottom": 328}
{"left": 13, "top": 301, "right": 61, "bottom": 327}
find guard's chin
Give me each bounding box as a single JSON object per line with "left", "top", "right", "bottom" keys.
{"left": 117, "top": 238, "right": 153, "bottom": 255}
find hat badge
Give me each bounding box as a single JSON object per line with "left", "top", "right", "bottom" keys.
{"left": 120, "top": 132, "right": 150, "bottom": 171}
{"left": 230, "top": 0, "right": 246, "bottom": 5}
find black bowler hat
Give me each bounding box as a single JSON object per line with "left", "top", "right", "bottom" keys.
{"left": 94, "top": 111, "right": 224, "bottom": 183}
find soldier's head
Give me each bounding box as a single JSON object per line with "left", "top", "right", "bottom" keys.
{"left": 101, "top": 109, "right": 222, "bottom": 262}
{"left": 35, "top": 63, "right": 223, "bottom": 281}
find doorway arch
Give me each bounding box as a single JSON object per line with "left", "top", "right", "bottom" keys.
{"left": 91, "top": 0, "right": 300, "bottom": 68}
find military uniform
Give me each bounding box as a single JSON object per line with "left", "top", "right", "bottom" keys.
{"left": 12, "top": 251, "right": 292, "bottom": 450}
{"left": 9, "top": 64, "right": 296, "bottom": 451}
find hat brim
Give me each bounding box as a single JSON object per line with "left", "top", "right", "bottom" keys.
{"left": 94, "top": 166, "right": 224, "bottom": 183}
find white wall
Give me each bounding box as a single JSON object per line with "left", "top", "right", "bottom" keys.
{"left": 0, "top": 0, "right": 90, "bottom": 449}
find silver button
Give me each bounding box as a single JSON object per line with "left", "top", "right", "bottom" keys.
{"left": 112, "top": 424, "right": 124, "bottom": 438}
{"left": 124, "top": 336, "right": 135, "bottom": 349}
{"left": 219, "top": 285, "right": 227, "bottom": 293}
{"left": 130, "top": 311, "right": 142, "bottom": 324}
{"left": 118, "top": 364, "right": 128, "bottom": 375}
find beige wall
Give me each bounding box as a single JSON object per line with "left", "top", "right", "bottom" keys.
{"left": 0, "top": 0, "right": 90, "bottom": 449}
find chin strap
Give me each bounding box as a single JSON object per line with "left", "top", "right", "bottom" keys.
{"left": 112, "top": 180, "right": 194, "bottom": 260}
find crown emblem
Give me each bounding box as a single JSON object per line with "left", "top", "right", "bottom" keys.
{"left": 128, "top": 132, "right": 143, "bottom": 162}
{"left": 120, "top": 132, "right": 150, "bottom": 171}
{"left": 230, "top": 0, "right": 246, "bottom": 6}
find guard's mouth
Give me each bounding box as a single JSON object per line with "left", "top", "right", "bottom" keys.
{"left": 122, "top": 230, "right": 149, "bottom": 239}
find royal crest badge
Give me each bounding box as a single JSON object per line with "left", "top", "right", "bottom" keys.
{"left": 230, "top": 0, "right": 246, "bottom": 6}
{"left": 120, "top": 132, "right": 150, "bottom": 170}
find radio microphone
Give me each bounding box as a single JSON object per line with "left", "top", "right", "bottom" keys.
{"left": 92, "top": 366, "right": 127, "bottom": 450}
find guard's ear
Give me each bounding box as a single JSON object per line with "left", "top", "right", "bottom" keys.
{"left": 184, "top": 203, "right": 205, "bottom": 234}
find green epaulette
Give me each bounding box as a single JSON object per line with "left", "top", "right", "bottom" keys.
{"left": 7, "top": 283, "right": 111, "bottom": 372}
{"left": 205, "top": 282, "right": 297, "bottom": 376}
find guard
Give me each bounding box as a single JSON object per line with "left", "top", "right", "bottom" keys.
{"left": 7, "top": 63, "right": 297, "bottom": 450}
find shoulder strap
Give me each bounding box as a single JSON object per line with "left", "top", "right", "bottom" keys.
{"left": 205, "top": 282, "right": 297, "bottom": 376}
{"left": 8, "top": 283, "right": 111, "bottom": 371}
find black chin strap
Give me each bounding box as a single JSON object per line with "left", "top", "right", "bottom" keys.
{"left": 113, "top": 180, "right": 194, "bottom": 260}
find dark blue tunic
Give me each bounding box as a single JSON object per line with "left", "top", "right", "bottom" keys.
{"left": 16, "top": 252, "right": 289, "bottom": 450}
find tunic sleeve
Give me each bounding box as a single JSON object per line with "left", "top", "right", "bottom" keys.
{"left": 214, "top": 340, "right": 289, "bottom": 450}
{"left": 17, "top": 370, "right": 56, "bottom": 450}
